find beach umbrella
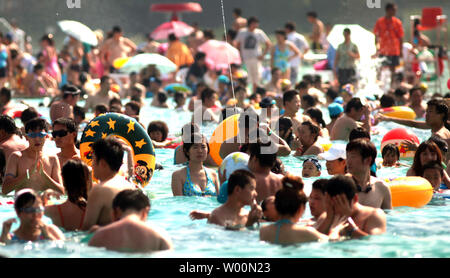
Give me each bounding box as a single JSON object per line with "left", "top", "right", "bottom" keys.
{"left": 198, "top": 40, "right": 242, "bottom": 71}
{"left": 151, "top": 20, "right": 195, "bottom": 40}
{"left": 120, "top": 53, "right": 177, "bottom": 74}
{"left": 326, "top": 24, "right": 376, "bottom": 61}
{"left": 57, "top": 20, "right": 98, "bottom": 46}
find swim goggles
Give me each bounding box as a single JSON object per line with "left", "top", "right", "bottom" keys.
{"left": 303, "top": 158, "right": 322, "bottom": 171}
{"left": 19, "top": 206, "right": 45, "bottom": 214}
{"left": 52, "top": 130, "right": 68, "bottom": 138}
{"left": 26, "top": 132, "right": 48, "bottom": 138}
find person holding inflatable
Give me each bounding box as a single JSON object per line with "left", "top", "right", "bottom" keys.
{"left": 81, "top": 138, "right": 135, "bottom": 231}
{"left": 316, "top": 175, "right": 387, "bottom": 239}
{"left": 0, "top": 189, "right": 65, "bottom": 243}
{"left": 259, "top": 174, "right": 328, "bottom": 245}
{"left": 88, "top": 189, "right": 173, "bottom": 252}
{"left": 293, "top": 121, "right": 324, "bottom": 156}
{"left": 171, "top": 133, "right": 219, "bottom": 197}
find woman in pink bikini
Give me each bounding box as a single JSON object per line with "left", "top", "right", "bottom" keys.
{"left": 44, "top": 160, "right": 92, "bottom": 231}
{"left": 40, "top": 34, "right": 61, "bottom": 84}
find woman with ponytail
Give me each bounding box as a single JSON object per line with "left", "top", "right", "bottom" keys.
{"left": 259, "top": 174, "right": 327, "bottom": 245}
{"left": 44, "top": 159, "right": 91, "bottom": 231}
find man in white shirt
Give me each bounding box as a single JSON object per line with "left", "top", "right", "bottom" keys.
{"left": 284, "top": 22, "right": 309, "bottom": 85}
{"left": 234, "top": 17, "right": 271, "bottom": 92}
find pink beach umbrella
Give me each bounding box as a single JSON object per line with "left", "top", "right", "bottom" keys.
{"left": 198, "top": 39, "right": 242, "bottom": 71}
{"left": 151, "top": 21, "right": 194, "bottom": 41}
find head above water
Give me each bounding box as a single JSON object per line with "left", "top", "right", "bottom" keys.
{"left": 275, "top": 174, "right": 307, "bottom": 217}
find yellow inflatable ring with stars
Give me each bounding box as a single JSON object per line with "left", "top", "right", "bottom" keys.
{"left": 80, "top": 113, "right": 156, "bottom": 187}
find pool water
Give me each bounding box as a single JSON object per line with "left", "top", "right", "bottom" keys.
{"left": 1, "top": 97, "right": 450, "bottom": 258}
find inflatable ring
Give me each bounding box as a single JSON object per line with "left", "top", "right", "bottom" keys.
{"left": 381, "top": 127, "right": 420, "bottom": 158}
{"left": 380, "top": 106, "right": 416, "bottom": 120}
{"left": 2, "top": 103, "right": 28, "bottom": 119}
{"left": 387, "top": 177, "right": 433, "bottom": 208}
{"left": 80, "top": 113, "right": 156, "bottom": 187}
{"left": 209, "top": 114, "right": 239, "bottom": 166}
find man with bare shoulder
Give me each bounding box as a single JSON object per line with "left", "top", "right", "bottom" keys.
{"left": 84, "top": 75, "right": 120, "bottom": 112}
{"left": 346, "top": 139, "right": 392, "bottom": 209}
{"left": 52, "top": 117, "right": 80, "bottom": 168}
{"left": 317, "top": 175, "right": 387, "bottom": 239}
{"left": 281, "top": 90, "right": 311, "bottom": 131}
{"left": 2, "top": 118, "right": 63, "bottom": 195}
{"left": 0, "top": 115, "right": 28, "bottom": 161}
{"left": 306, "top": 11, "right": 326, "bottom": 51}
{"left": 331, "top": 98, "right": 370, "bottom": 141}
{"left": 82, "top": 138, "right": 135, "bottom": 230}
{"left": 247, "top": 141, "right": 283, "bottom": 203}
{"left": 100, "top": 26, "right": 136, "bottom": 73}
{"left": 88, "top": 189, "right": 173, "bottom": 252}
{"left": 50, "top": 84, "right": 80, "bottom": 122}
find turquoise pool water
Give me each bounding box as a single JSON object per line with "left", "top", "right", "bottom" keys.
{"left": 1, "top": 97, "right": 450, "bottom": 258}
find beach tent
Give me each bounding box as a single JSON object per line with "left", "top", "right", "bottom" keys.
{"left": 327, "top": 24, "right": 376, "bottom": 63}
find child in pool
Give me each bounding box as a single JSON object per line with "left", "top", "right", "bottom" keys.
{"left": 302, "top": 158, "right": 321, "bottom": 178}
{"left": 422, "top": 161, "right": 445, "bottom": 192}
{"left": 261, "top": 196, "right": 279, "bottom": 222}
{"left": 381, "top": 144, "right": 402, "bottom": 167}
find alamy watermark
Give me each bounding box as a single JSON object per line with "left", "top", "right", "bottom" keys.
{"left": 67, "top": 0, "right": 81, "bottom": 8}
{"left": 366, "top": 0, "right": 381, "bottom": 8}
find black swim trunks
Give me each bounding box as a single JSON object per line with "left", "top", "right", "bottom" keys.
{"left": 380, "top": 55, "right": 400, "bottom": 67}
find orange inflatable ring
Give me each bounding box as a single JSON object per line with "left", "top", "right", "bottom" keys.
{"left": 387, "top": 177, "right": 433, "bottom": 208}
{"left": 209, "top": 114, "right": 239, "bottom": 166}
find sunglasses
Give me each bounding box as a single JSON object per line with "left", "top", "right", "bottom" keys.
{"left": 26, "top": 132, "right": 47, "bottom": 138}
{"left": 19, "top": 206, "right": 45, "bottom": 214}
{"left": 52, "top": 130, "right": 68, "bottom": 138}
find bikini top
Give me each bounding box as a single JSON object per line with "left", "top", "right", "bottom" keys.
{"left": 274, "top": 219, "right": 293, "bottom": 244}
{"left": 183, "top": 165, "right": 217, "bottom": 197}
{"left": 9, "top": 232, "right": 45, "bottom": 243}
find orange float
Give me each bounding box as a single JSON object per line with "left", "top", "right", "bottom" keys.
{"left": 209, "top": 114, "right": 239, "bottom": 166}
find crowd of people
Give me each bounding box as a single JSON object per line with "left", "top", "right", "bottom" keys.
{"left": 0, "top": 3, "right": 449, "bottom": 253}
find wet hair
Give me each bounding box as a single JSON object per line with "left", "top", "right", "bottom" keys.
{"left": 285, "top": 22, "right": 296, "bottom": 31}
{"left": 52, "top": 117, "right": 77, "bottom": 133}
{"left": 0, "top": 115, "right": 19, "bottom": 135}
{"left": 283, "top": 90, "right": 299, "bottom": 105}
{"left": 125, "top": 101, "right": 141, "bottom": 115}
{"left": 312, "top": 179, "right": 327, "bottom": 193}
{"left": 428, "top": 134, "right": 448, "bottom": 155}
{"left": 349, "top": 127, "right": 370, "bottom": 141}
{"left": 20, "top": 107, "right": 39, "bottom": 125}
{"left": 380, "top": 94, "right": 395, "bottom": 108}
{"left": 147, "top": 121, "right": 169, "bottom": 142}
{"left": 275, "top": 174, "right": 307, "bottom": 216}
{"left": 73, "top": 105, "right": 85, "bottom": 122}
{"left": 248, "top": 141, "right": 277, "bottom": 168}
{"left": 325, "top": 175, "right": 357, "bottom": 203}
{"left": 345, "top": 98, "right": 364, "bottom": 113}
{"left": 200, "top": 88, "right": 216, "bottom": 102}
{"left": 95, "top": 104, "right": 108, "bottom": 115}
{"left": 305, "top": 107, "right": 326, "bottom": 128}
{"left": 301, "top": 95, "right": 316, "bottom": 108}
{"left": 14, "top": 190, "right": 41, "bottom": 212}
{"left": 271, "top": 158, "right": 285, "bottom": 175}
{"left": 275, "top": 29, "right": 287, "bottom": 39}
{"left": 427, "top": 99, "right": 448, "bottom": 124}
{"left": 346, "top": 138, "right": 377, "bottom": 165}
{"left": 411, "top": 140, "right": 443, "bottom": 176}
{"left": 113, "top": 189, "right": 150, "bottom": 212}
{"left": 382, "top": 143, "right": 400, "bottom": 159}
{"left": 92, "top": 138, "right": 124, "bottom": 172}
{"left": 422, "top": 161, "right": 444, "bottom": 177}
{"left": 301, "top": 121, "right": 320, "bottom": 142}
{"left": 227, "top": 170, "right": 256, "bottom": 196}
{"left": 307, "top": 11, "right": 318, "bottom": 18}
{"left": 182, "top": 133, "right": 210, "bottom": 160}
{"left": 61, "top": 160, "right": 89, "bottom": 209}
{"left": 25, "top": 117, "right": 48, "bottom": 133}
{"left": 0, "top": 87, "right": 11, "bottom": 102}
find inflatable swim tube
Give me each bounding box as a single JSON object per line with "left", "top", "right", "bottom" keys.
{"left": 3, "top": 103, "right": 28, "bottom": 119}
{"left": 381, "top": 128, "right": 420, "bottom": 158}
{"left": 209, "top": 114, "right": 239, "bottom": 166}
{"left": 80, "top": 113, "right": 155, "bottom": 187}
{"left": 387, "top": 177, "right": 433, "bottom": 208}
{"left": 380, "top": 106, "right": 416, "bottom": 120}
